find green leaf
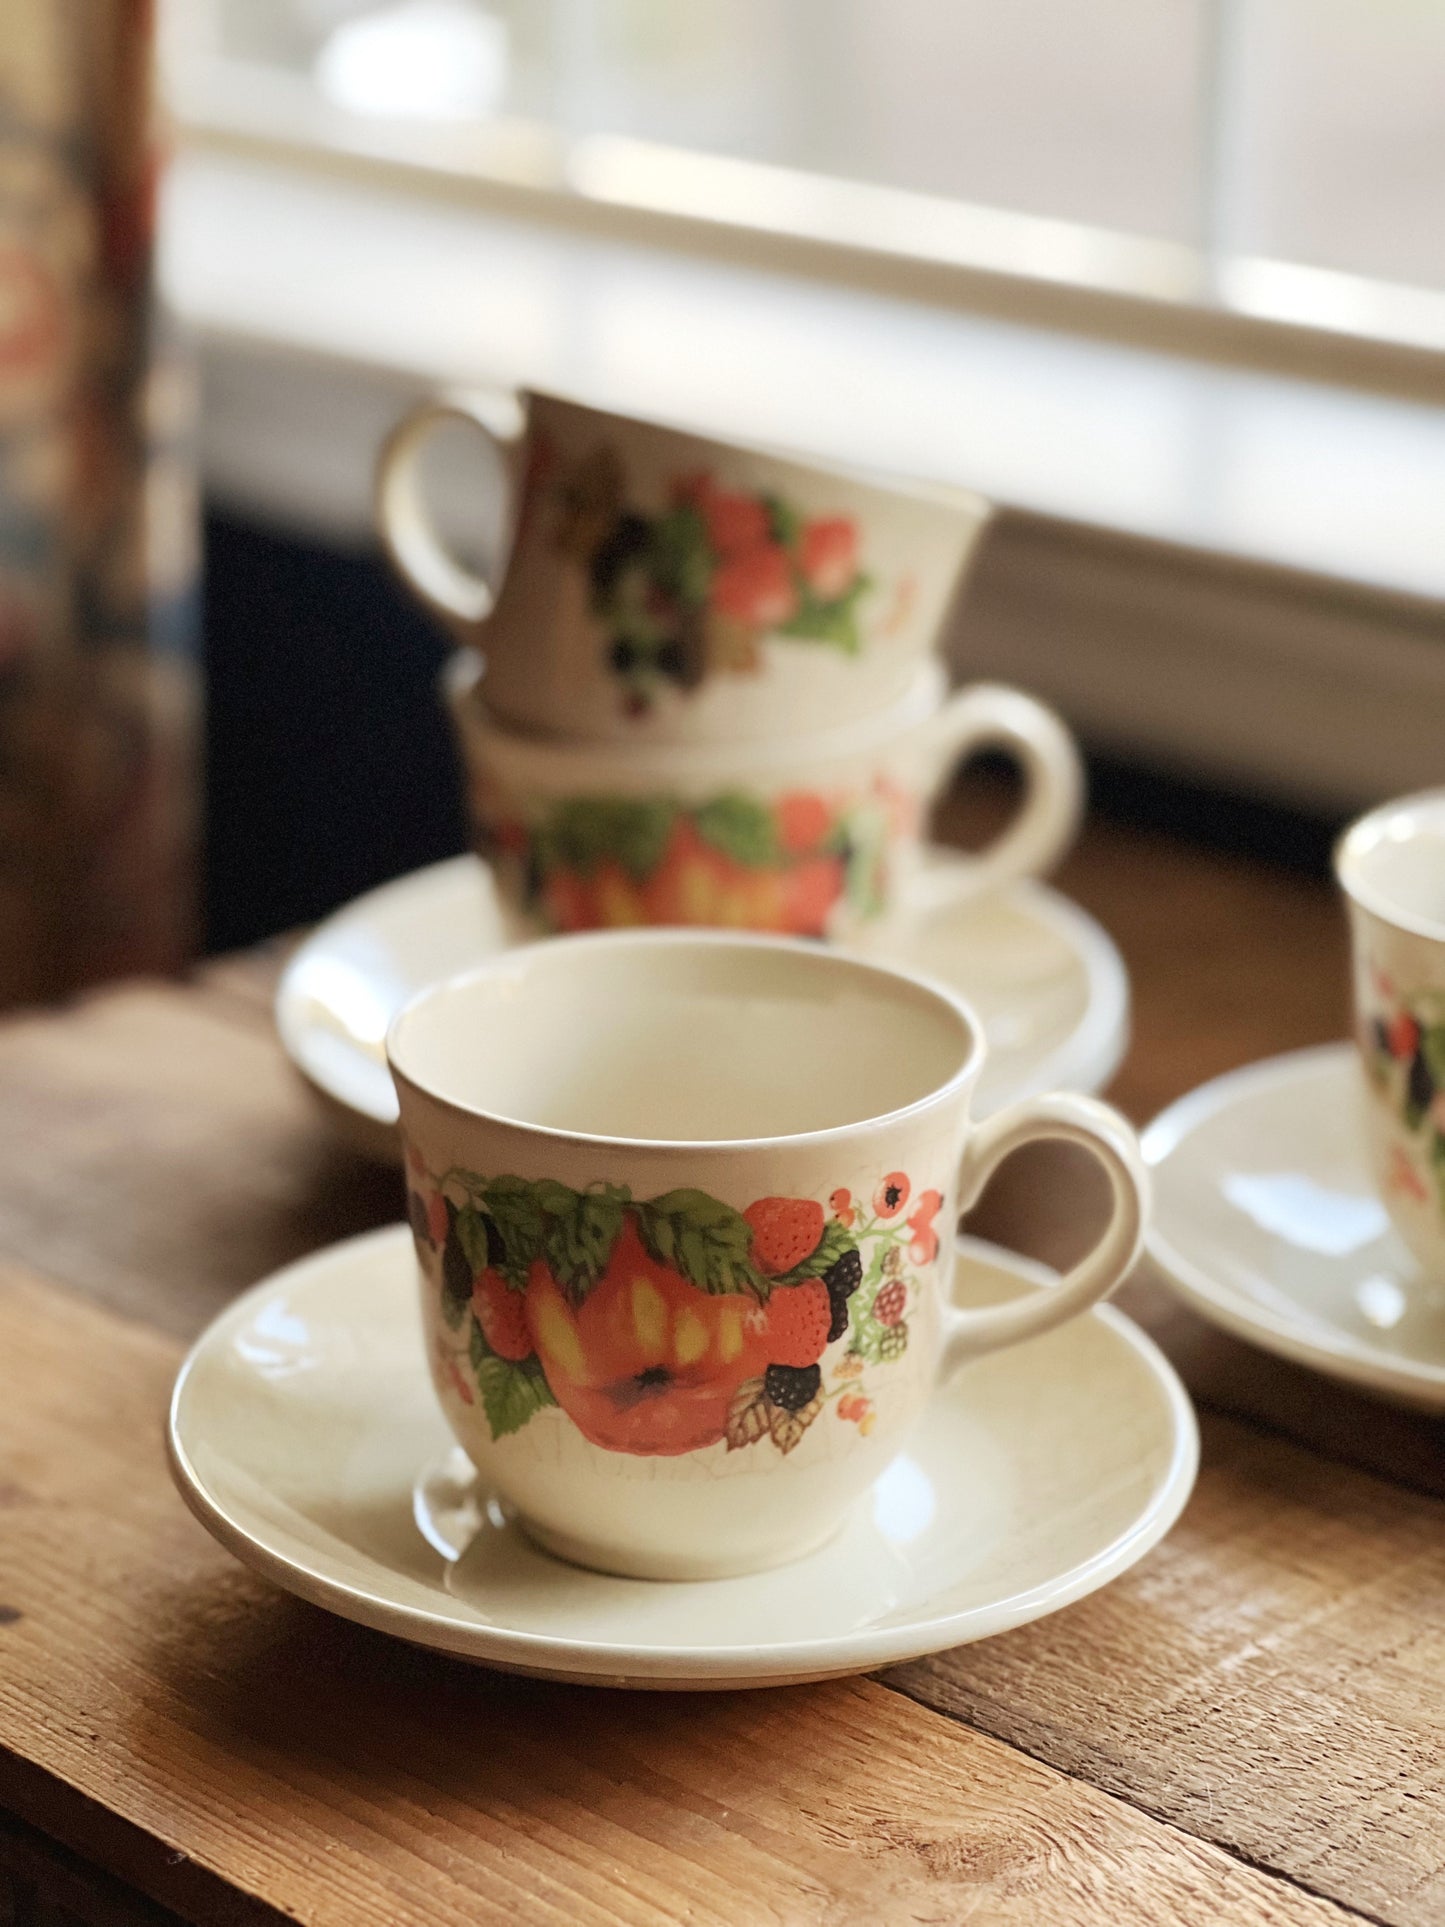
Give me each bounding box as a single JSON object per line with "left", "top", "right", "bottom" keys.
{"left": 1423, "top": 1025, "right": 1445, "bottom": 1092}
{"left": 772, "top": 1215, "right": 859, "bottom": 1286}
{"left": 764, "top": 493, "right": 801, "bottom": 547}
{"left": 649, "top": 504, "right": 712, "bottom": 604}
{"left": 477, "top": 1179, "right": 546, "bottom": 1288}
{"left": 537, "top": 797, "right": 678, "bottom": 882}
{"left": 693, "top": 793, "right": 780, "bottom": 869}
{"left": 636, "top": 1190, "right": 768, "bottom": 1299}
{"left": 469, "top": 1319, "right": 557, "bottom": 1439}
{"left": 544, "top": 1186, "right": 629, "bottom": 1304}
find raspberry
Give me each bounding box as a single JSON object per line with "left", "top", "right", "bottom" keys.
{"left": 878, "top": 1322, "right": 908, "bottom": 1363}
{"left": 835, "top": 1352, "right": 863, "bottom": 1380}
{"left": 765, "top": 1362, "right": 821, "bottom": 1412}
{"left": 882, "top": 1246, "right": 903, "bottom": 1279}
{"left": 472, "top": 1269, "right": 533, "bottom": 1361}
{"left": 875, "top": 1279, "right": 907, "bottom": 1327}
{"left": 744, "top": 1196, "right": 826, "bottom": 1275}
{"left": 765, "top": 1280, "right": 832, "bottom": 1366}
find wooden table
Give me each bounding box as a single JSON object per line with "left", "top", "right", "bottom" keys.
{"left": 2, "top": 809, "right": 1443, "bottom": 1927}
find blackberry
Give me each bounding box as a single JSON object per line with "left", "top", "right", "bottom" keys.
{"left": 590, "top": 514, "right": 649, "bottom": 597}
{"left": 825, "top": 1285, "right": 850, "bottom": 1344}
{"left": 824, "top": 1248, "right": 863, "bottom": 1298}
{"left": 482, "top": 1212, "right": 506, "bottom": 1270}
{"left": 609, "top": 637, "right": 639, "bottom": 675}
{"left": 878, "top": 1323, "right": 908, "bottom": 1364}
{"left": 441, "top": 1228, "right": 473, "bottom": 1311}
{"left": 1372, "top": 1017, "right": 1391, "bottom": 1056}
{"left": 765, "top": 1362, "right": 821, "bottom": 1412}
{"left": 1409, "top": 1049, "right": 1435, "bottom": 1114}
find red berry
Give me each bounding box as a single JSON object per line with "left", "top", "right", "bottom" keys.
{"left": 873, "top": 1172, "right": 911, "bottom": 1219}
{"left": 875, "top": 1279, "right": 907, "bottom": 1327}
{"left": 426, "top": 1190, "right": 450, "bottom": 1246}
{"left": 765, "top": 1280, "right": 832, "bottom": 1366}
{"left": 1389, "top": 1014, "right": 1421, "bottom": 1062}
{"left": 910, "top": 1188, "right": 943, "bottom": 1226}
{"left": 829, "top": 1188, "right": 851, "bottom": 1214}
{"left": 744, "top": 1196, "right": 825, "bottom": 1275}
{"left": 472, "top": 1269, "right": 533, "bottom": 1361}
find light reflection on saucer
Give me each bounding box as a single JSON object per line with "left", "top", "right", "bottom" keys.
{"left": 1220, "top": 1171, "right": 1388, "bottom": 1257}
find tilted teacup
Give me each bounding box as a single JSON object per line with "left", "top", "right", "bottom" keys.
{"left": 389, "top": 930, "right": 1149, "bottom": 1580}
{"left": 444, "top": 653, "right": 1082, "bottom": 942}
{"left": 1338, "top": 789, "right": 1445, "bottom": 1280}
{"left": 378, "top": 388, "right": 991, "bottom": 744}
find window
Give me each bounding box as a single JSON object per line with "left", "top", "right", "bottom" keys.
{"left": 168, "top": 0, "right": 1445, "bottom": 344}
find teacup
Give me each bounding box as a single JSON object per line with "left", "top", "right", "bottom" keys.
{"left": 444, "top": 653, "right": 1082, "bottom": 942}
{"left": 1337, "top": 789, "right": 1445, "bottom": 1279}
{"left": 377, "top": 388, "right": 991, "bottom": 744}
{"left": 389, "top": 929, "right": 1149, "bottom": 1580}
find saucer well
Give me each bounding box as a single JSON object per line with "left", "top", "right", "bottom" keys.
{"left": 275, "top": 851, "right": 1130, "bottom": 1163}
{"left": 1143, "top": 1044, "right": 1445, "bottom": 1411}
{"left": 167, "top": 1227, "right": 1196, "bottom": 1690}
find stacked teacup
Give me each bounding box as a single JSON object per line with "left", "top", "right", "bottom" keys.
{"left": 378, "top": 389, "right": 1084, "bottom": 944}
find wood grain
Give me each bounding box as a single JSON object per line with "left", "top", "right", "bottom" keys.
{"left": 0, "top": 1264, "right": 1355, "bottom": 1927}
{"left": 0, "top": 982, "right": 399, "bottom": 1337}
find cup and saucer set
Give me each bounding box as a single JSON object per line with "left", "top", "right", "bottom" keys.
{"left": 173, "top": 389, "right": 1200, "bottom": 1689}
{"left": 1142, "top": 792, "right": 1445, "bottom": 1414}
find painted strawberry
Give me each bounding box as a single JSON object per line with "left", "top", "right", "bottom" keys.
{"left": 700, "top": 486, "right": 772, "bottom": 559}
{"left": 781, "top": 854, "right": 846, "bottom": 937}
{"left": 799, "top": 517, "right": 859, "bottom": 599}
{"left": 764, "top": 1279, "right": 832, "bottom": 1367}
{"left": 874, "top": 1173, "right": 911, "bottom": 1218}
{"left": 744, "top": 1196, "right": 825, "bottom": 1275}
{"left": 472, "top": 1269, "right": 533, "bottom": 1362}
{"left": 777, "top": 791, "right": 833, "bottom": 855}
{"left": 710, "top": 544, "right": 797, "bottom": 628}
{"left": 1389, "top": 1013, "right": 1422, "bottom": 1062}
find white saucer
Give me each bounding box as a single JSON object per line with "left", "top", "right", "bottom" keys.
{"left": 167, "top": 1226, "right": 1196, "bottom": 1690}
{"left": 276, "top": 851, "right": 1130, "bottom": 1162}
{"left": 1143, "top": 1044, "right": 1445, "bottom": 1412}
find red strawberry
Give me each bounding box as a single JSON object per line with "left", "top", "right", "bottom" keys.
{"left": 765, "top": 1280, "right": 832, "bottom": 1366}
{"left": 472, "top": 1269, "right": 533, "bottom": 1361}
{"left": 426, "top": 1189, "right": 450, "bottom": 1246}
{"left": 744, "top": 1196, "right": 825, "bottom": 1275}
{"left": 777, "top": 791, "right": 833, "bottom": 855}
{"left": 1389, "top": 1013, "right": 1421, "bottom": 1062}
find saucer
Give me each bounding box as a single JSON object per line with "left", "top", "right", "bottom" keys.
{"left": 167, "top": 1227, "right": 1196, "bottom": 1690}
{"left": 1143, "top": 1044, "right": 1445, "bottom": 1411}
{"left": 276, "top": 851, "right": 1130, "bottom": 1162}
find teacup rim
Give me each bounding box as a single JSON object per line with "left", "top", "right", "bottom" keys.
{"left": 1335, "top": 787, "right": 1445, "bottom": 943}
{"left": 386, "top": 927, "right": 985, "bottom": 1152}
{"left": 513, "top": 384, "right": 994, "bottom": 522}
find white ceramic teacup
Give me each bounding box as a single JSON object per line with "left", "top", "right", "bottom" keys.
{"left": 445, "top": 654, "right": 1082, "bottom": 942}
{"left": 389, "top": 930, "right": 1149, "bottom": 1580}
{"left": 1338, "top": 789, "right": 1445, "bottom": 1280}
{"left": 377, "top": 388, "right": 992, "bottom": 744}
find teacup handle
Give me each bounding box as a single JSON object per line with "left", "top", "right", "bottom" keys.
{"left": 937, "top": 1091, "right": 1148, "bottom": 1383}
{"left": 920, "top": 683, "right": 1085, "bottom": 900}
{"left": 375, "top": 390, "right": 527, "bottom": 631}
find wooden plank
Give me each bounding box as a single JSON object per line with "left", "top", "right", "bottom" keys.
{"left": 0, "top": 1262, "right": 1357, "bottom": 1927}
{"left": 889, "top": 1409, "right": 1445, "bottom": 1927}
{"left": 0, "top": 983, "right": 399, "bottom": 1337}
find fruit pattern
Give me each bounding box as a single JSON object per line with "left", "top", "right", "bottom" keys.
{"left": 545, "top": 442, "right": 873, "bottom": 717}
{"left": 1361, "top": 967, "right": 1445, "bottom": 1210}
{"left": 485, "top": 784, "right": 905, "bottom": 938}
{"left": 405, "top": 1149, "right": 944, "bottom": 1460}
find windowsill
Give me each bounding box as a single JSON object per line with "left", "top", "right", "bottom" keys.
{"left": 170, "top": 141, "right": 1445, "bottom": 813}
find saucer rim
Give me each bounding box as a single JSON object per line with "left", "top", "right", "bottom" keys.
{"left": 1141, "top": 1042, "right": 1445, "bottom": 1409}
{"left": 274, "top": 851, "right": 1130, "bottom": 1157}
{"left": 167, "top": 1226, "right": 1197, "bottom": 1688}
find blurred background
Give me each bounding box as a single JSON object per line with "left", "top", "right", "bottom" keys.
{"left": 2, "top": 0, "right": 1443, "bottom": 992}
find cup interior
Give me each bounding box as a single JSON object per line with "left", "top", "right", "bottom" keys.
{"left": 388, "top": 933, "right": 978, "bottom": 1142}
{"left": 1337, "top": 791, "right": 1445, "bottom": 939}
